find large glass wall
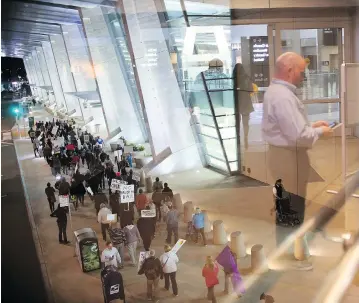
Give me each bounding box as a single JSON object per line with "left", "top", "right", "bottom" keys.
{"left": 101, "top": 6, "right": 148, "bottom": 142}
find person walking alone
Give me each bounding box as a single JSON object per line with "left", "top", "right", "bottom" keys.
{"left": 202, "top": 256, "right": 219, "bottom": 303}
{"left": 45, "top": 182, "right": 56, "bottom": 213}
{"left": 101, "top": 241, "right": 122, "bottom": 269}
{"left": 108, "top": 222, "right": 126, "bottom": 269}
{"left": 193, "top": 207, "right": 207, "bottom": 246}
{"left": 166, "top": 203, "right": 180, "bottom": 245}
{"left": 50, "top": 205, "right": 69, "bottom": 244}
{"left": 124, "top": 223, "right": 142, "bottom": 267}
{"left": 160, "top": 244, "right": 179, "bottom": 297}
{"left": 98, "top": 203, "right": 111, "bottom": 241}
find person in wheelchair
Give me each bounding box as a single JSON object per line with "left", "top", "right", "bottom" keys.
{"left": 271, "top": 179, "right": 300, "bottom": 226}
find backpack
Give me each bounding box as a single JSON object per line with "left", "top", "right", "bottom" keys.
{"left": 144, "top": 258, "right": 158, "bottom": 280}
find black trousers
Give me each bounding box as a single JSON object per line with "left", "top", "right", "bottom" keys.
{"left": 57, "top": 221, "right": 68, "bottom": 242}
{"left": 47, "top": 198, "right": 55, "bottom": 213}
{"left": 101, "top": 223, "right": 109, "bottom": 241}
{"left": 164, "top": 272, "right": 178, "bottom": 295}
{"left": 143, "top": 236, "right": 152, "bottom": 251}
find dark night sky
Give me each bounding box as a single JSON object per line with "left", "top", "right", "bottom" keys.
{"left": 1, "top": 57, "right": 27, "bottom": 82}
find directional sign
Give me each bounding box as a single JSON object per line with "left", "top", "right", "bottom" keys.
{"left": 120, "top": 184, "right": 134, "bottom": 203}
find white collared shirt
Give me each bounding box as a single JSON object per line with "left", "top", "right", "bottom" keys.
{"left": 262, "top": 79, "right": 322, "bottom": 148}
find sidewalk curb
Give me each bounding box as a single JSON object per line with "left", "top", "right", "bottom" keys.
{"left": 13, "top": 137, "right": 56, "bottom": 303}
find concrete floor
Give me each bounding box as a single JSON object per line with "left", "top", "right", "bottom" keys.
{"left": 11, "top": 105, "right": 359, "bottom": 302}
{"left": 13, "top": 134, "right": 359, "bottom": 303}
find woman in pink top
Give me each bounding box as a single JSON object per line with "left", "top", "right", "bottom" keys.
{"left": 202, "top": 256, "right": 219, "bottom": 303}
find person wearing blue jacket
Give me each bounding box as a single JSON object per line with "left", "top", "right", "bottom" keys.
{"left": 192, "top": 208, "right": 207, "bottom": 246}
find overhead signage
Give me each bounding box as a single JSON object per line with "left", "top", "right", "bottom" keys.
{"left": 249, "top": 36, "right": 269, "bottom": 87}
{"left": 323, "top": 28, "right": 337, "bottom": 46}
{"left": 120, "top": 184, "right": 134, "bottom": 203}
{"left": 250, "top": 36, "right": 269, "bottom": 64}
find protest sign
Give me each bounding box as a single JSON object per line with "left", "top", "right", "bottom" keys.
{"left": 137, "top": 251, "right": 150, "bottom": 271}
{"left": 110, "top": 179, "right": 122, "bottom": 192}
{"left": 106, "top": 214, "right": 117, "bottom": 223}
{"left": 52, "top": 125, "right": 58, "bottom": 136}
{"left": 59, "top": 195, "right": 69, "bottom": 207}
{"left": 86, "top": 187, "right": 94, "bottom": 196}
{"left": 120, "top": 184, "right": 134, "bottom": 203}
{"left": 171, "top": 239, "right": 186, "bottom": 254}
{"left": 141, "top": 209, "right": 156, "bottom": 218}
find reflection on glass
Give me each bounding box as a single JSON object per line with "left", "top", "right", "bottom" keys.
{"left": 281, "top": 28, "right": 341, "bottom": 100}
{"left": 305, "top": 102, "right": 339, "bottom": 123}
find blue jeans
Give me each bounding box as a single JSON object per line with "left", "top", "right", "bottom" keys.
{"left": 166, "top": 225, "right": 178, "bottom": 244}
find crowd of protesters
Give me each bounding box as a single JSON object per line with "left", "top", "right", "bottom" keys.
{"left": 31, "top": 118, "right": 252, "bottom": 302}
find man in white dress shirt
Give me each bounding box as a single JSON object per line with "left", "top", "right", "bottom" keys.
{"left": 262, "top": 52, "right": 332, "bottom": 241}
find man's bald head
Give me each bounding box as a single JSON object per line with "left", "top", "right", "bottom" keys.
{"left": 274, "top": 52, "right": 306, "bottom": 87}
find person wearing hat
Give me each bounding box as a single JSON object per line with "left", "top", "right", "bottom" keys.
{"left": 98, "top": 203, "right": 112, "bottom": 241}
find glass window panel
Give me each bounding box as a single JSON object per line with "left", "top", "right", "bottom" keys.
{"left": 280, "top": 28, "right": 341, "bottom": 101}
{"left": 220, "top": 126, "right": 236, "bottom": 139}
{"left": 201, "top": 135, "right": 226, "bottom": 160}
{"left": 223, "top": 138, "right": 237, "bottom": 161}
{"left": 199, "top": 124, "right": 219, "bottom": 138}
{"left": 305, "top": 102, "right": 339, "bottom": 123}
{"left": 229, "top": 161, "right": 238, "bottom": 171}
{"left": 206, "top": 156, "right": 228, "bottom": 171}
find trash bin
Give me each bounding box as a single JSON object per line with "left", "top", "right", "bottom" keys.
{"left": 101, "top": 265, "right": 125, "bottom": 303}
{"left": 74, "top": 228, "right": 101, "bottom": 273}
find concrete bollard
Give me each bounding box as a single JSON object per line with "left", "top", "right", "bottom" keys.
{"left": 230, "top": 231, "right": 246, "bottom": 258}
{"left": 173, "top": 193, "right": 184, "bottom": 213}
{"left": 139, "top": 170, "right": 145, "bottom": 187}
{"left": 202, "top": 210, "right": 212, "bottom": 233}
{"left": 145, "top": 176, "right": 153, "bottom": 193}
{"left": 294, "top": 235, "right": 310, "bottom": 261}
{"left": 213, "top": 220, "right": 227, "bottom": 245}
{"left": 183, "top": 201, "right": 194, "bottom": 223}
{"left": 251, "top": 244, "right": 268, "bottom": 272}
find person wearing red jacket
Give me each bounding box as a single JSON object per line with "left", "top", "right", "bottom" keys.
{"left": 202, "top": 256, "right": 219, "bottom": 303}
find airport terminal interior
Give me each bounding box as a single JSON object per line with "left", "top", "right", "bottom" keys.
{"left": 1, "top": 0, "right": 359, "bottom": 302}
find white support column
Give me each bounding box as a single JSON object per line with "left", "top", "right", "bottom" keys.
{"left": 42, "top": 41, "right": 67, "bottom": 110}
{"left": 81, "top": 6, "right": 145, "bottom": 143}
